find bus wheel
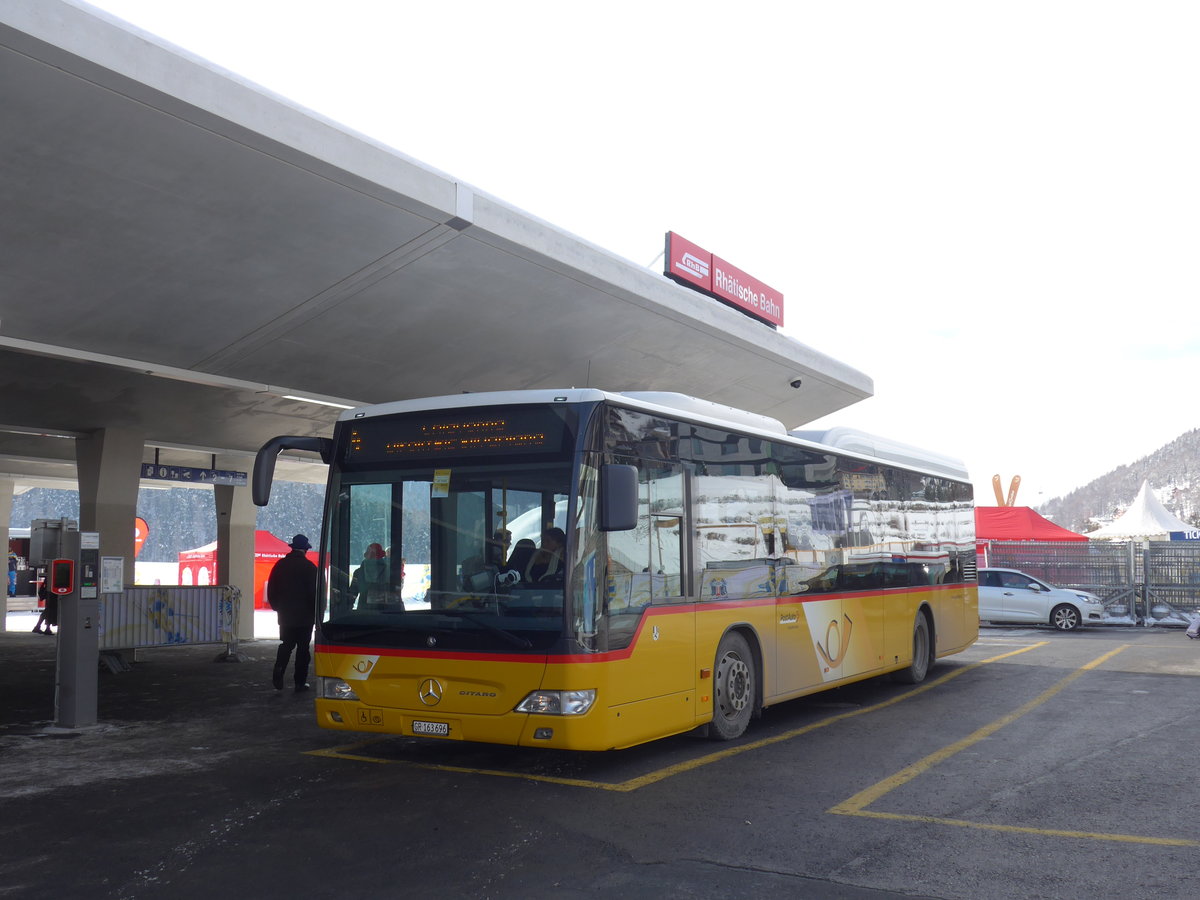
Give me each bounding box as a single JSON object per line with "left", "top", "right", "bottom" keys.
{"left": 710, "top": 631, "right": 754, "bottom": 740}
{"left": 894, "top": 612, "right": 932, "bottom": 684}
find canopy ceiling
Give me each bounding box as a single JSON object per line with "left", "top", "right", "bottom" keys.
{"left": 0, "top": 2, "right": 873, "bottom": 493}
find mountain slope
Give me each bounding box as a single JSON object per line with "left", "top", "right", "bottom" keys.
{"left": 1039, "top": 428, "right": 1200, "bottom": 533}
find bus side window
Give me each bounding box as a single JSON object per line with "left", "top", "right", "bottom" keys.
{"left": 773, "top": 460, "right": 843, "bottom": 597}
{"left": 605, "top": 460, "right": 683, "bottom": 603}
{"left": 692, "top": 460, "right": 776, "bottom": 601}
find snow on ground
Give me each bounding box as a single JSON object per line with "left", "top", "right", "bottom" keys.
{"left": 4, "top": 601, "right": 283, "bottom": 641}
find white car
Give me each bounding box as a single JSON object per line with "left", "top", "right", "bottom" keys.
{"left": 978, "top": 568, "right": 1105, "bottom": 631}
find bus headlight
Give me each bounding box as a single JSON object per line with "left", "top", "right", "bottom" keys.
{"left": 515, "top": 689, "right": 596, "bottom": 716}
{"left": 320, "top": 678, "right": 360, "bottom": 701}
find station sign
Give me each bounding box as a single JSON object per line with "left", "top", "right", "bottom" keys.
{"left": 140, "top": 463, "right": 247, "bottom": 486}
{"left": 665, "top": 231, "right": 712, "bottom": 292}
{"left": 664, "top": 231, "right": 785, "bottom": 328}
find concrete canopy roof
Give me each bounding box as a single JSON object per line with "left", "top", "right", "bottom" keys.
{"left": 0, "top": 1, "right": 872, "bottom": 491}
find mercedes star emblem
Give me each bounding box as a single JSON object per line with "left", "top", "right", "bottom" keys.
{"left": 418, "top": 678, "right": 443, "bottom": 706}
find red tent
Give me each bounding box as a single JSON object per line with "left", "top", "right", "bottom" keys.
{"left": 178, "top": 531, "right": 318, "bottom": 609}
{"left": 975, "top": 507, "right": 1087, "bottom": 542}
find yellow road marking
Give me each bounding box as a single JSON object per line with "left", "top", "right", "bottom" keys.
{"left": 307, "top": 740, "right": 618, "bottom": 789}
{"left": 842, "top": 810, "right": 1200, "bottom": 847}
{"left": 831, "top": 644, "right": 1127, "bottom": 814}
{"left": 306, "top": 642, "right": 1048, "bottom": 792}
{"left": 830, "top": 644, "right": 1200, "bottom": 846}
{"left": 610, "top": 642, "right": 1046, "bottom": 792}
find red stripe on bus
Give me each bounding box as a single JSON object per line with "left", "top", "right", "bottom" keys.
{"left": 315, "top": 583, "right": 968, "bottom": 665}
{"left": 314, "top": 645, "right": 546, "bottom": 664}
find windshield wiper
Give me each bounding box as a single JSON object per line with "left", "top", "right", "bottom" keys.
{"left": 437, "top": 610, "right": 533, "bottom": 649}
{"left": 325, "top": 612, "right": 533, "bottom": 651}
{"left": 323, "top": 625, "right": 414, "bottom": 643}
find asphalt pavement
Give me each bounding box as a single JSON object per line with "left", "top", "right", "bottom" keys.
{"left": 1, "top": 620, "right": 927, "bottom": 900}
{"left": 4, "top": 615, "right": 1200, "bottom": 900}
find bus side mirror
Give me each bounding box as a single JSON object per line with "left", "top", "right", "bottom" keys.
{"left": 600, "top": 464, "right": 638, "bottom": 532}
{"left": 253, "top": 435, "right": 334, "bottom": 506}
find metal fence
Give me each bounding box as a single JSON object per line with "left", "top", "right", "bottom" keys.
{"left": 98, "top": 585, "right": 240, "bottom": 651}
{"left": 980, "top": 540, "right": 1200, "bottom": 625}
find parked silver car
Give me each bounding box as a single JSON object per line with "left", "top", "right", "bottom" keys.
{"left": 978, "top": 568, "right": 1105, "bottom": 630}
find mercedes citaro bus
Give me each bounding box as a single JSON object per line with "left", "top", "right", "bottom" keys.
{"left": 254, "top": 389, "right": 977, "bottom": 751}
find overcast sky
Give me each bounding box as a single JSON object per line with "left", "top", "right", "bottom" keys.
{"left": 86, "top": 0, "right": 1200, "bottom": 508}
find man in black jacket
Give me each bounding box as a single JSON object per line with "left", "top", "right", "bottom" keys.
{"left": 267, "top": 534, "right": 318, "bottom": 692}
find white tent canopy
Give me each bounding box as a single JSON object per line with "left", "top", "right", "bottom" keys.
{"left": 1087, "top": 480, "right": 1193, "bottom": 540}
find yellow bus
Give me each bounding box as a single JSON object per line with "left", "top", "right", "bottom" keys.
{"left": 254, "top": 389, "right": 977, "bottom": 750}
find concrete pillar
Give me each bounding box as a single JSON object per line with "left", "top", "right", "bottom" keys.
{"left": 214, "top": 455, "right": 256, "bottom": 641}
{"left": 0, "top": 476, "right": 13, "bottom": 633}
{"left": 75, "top": 428, "right": 143, "bottom": 586}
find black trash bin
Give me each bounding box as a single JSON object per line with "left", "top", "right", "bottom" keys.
{"left": 16, "top": 567, "right": 37, "bottom": 598}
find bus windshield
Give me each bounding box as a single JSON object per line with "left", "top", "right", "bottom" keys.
{"left": 321, "top": 460, "right": 571, "bottom": 652}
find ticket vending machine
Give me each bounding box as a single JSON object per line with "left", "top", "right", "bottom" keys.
{"left": 53, "top": 530, "right": 101, "bottom": 729}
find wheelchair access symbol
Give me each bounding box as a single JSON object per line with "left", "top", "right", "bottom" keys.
{"left": 357, "top": 709, "right": 384, "bottom": 727}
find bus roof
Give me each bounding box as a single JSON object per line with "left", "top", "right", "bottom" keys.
{"left": 790, "top": 426, "right": 970, "bottom": 482}
{"left": 337, "top": 389, "right": 969, "bottom": 483}
{"left": 335, "top": 389, "right": 788, "bottom": 437}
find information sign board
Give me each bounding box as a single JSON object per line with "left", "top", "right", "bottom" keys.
{"left": 140, "top": 464, "right": 247, "bottom": 486}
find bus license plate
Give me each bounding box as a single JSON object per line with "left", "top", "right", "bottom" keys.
{"left": 412, "top": 720, "right": 450, "bottom": 736}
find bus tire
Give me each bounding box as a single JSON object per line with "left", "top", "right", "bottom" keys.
{"left": 894, "top": 611, "right": 932, "bottom": 684}
{"left": 710, "top": 631, "right": 755, "bottom": 740}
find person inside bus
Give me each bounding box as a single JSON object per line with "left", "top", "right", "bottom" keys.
{"left": 502, "top": 539, "right": 536, "bottom": 584}
{"left": 384, "top": 548, "right": 404, "bottom": 594}
{"left": 351, "top": 542, "right": 397, "bottom": 609}
{"left": 526, "top": 527, "right": 566, "bottom": 583}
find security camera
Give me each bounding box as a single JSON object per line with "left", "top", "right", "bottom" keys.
{"left": 789, "top": 378, "right": 803, "bottom": 389}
